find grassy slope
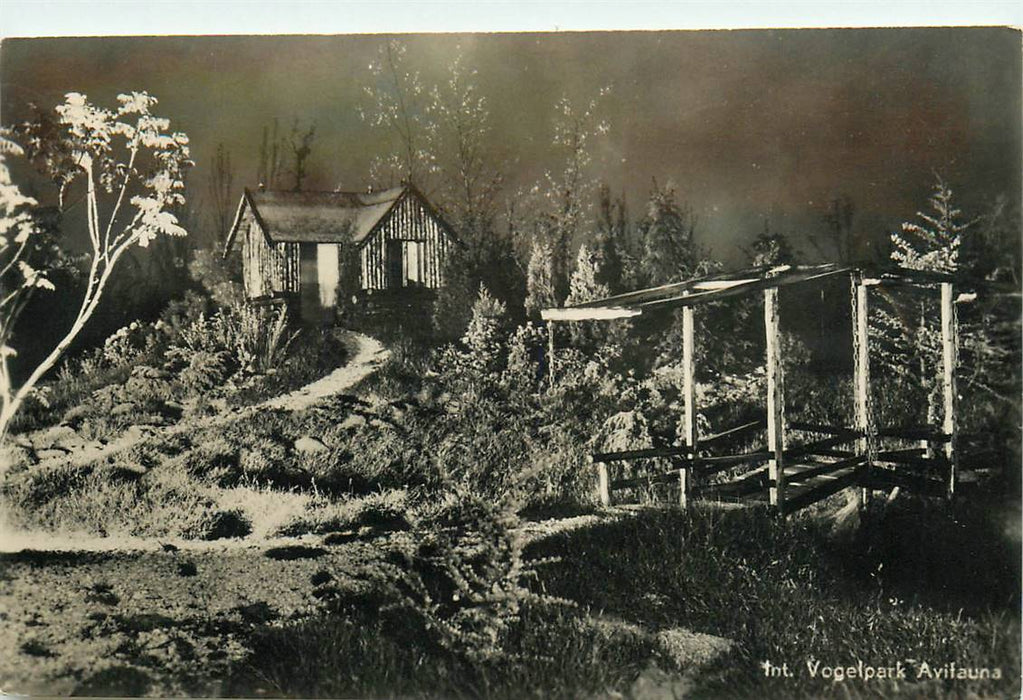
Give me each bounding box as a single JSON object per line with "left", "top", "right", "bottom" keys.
{"left": 530, "top": 500, "right": 1021, "bottom": 699}
{"left": 3, "top": 348, "right": 1019, "bottom": 698}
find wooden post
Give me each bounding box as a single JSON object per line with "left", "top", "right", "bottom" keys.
{"left": 940, "top": 282, "right": 959, "bottom": 501}
{"left": 851, "top": 275, "right": 874, "bottom": 505}
{"left": 547, "top": 320, "right": 556, "bottom": 387}
{"left": 764, "top": 288, "right": 786, "bottom": 511}
{"left": 595, "top": 458, "right": 611, "bottom": 507}
{"left": 680, "top": 305, "right": 697, "bottom": 508}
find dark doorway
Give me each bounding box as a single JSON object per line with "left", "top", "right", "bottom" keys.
{"left": 299, "top": 243, "right": 319, "bottom": 323}
{"left": 386, "top": 239, "right": 403, "bottom": 289}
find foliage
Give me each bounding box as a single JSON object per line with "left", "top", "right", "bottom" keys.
{"left": 165, "top": 303, "right": 298, "bottom": 387}
{"left": 383, "top": 488, "right": 565, "bottom": 663}
{"left": 890, "top": 177, "right": 972, "bottom": 273}
{"left": 594, "top": 183, "right": 630, "bottom": 293}
{"left": 360, "top": 40, "right": 436, "bottom": 188}
{"left": 428, "top": 51, "right": 504, "bottom": 234}
{"left": 188, "top": 247, "right": 244, "bottom": 310}
{"left": 1, "top": 91, "right": 191, "bottom": 440}
{"left": 565, "top": 243, "right": 618, "bottom": 352}
{"left": 460, "top": 284, "right": 506, "bottom": 374}
{"left": 638, "top": 180, "right": 701, "bottom": 286}
{"left": 524, "top": 90, "right": 612, "bottom": 303}
{"left": 229, "top": 595, "right": 651, "bottom": 699}
{"left": 523, "top": 239, "right": 556, "bottom": 321}
{"left": 745, "top": 219, "right": 796, "bottom": 267}
{"left": 0, "top": 136, "right": 57, "bottom": 425}
{"left": 504, "top": 321, "right": 547, "bottom": 390}
{"left": 871, "top": 176, "right": 1019, "bottom": 437}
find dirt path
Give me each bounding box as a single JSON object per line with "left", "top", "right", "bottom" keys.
{"left": 4, "top": 331, "right": 389, "bottom": 476}
{"left": 258, "top": 332, "right": 388, "bottom": 412}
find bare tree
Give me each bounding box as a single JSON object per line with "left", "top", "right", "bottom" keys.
{"left": 360, "top": 40, "right": 436, "bottom": 188}
{"left": 288, "top": 120, "right": 316, "bottom": 192}
{"left": 208, "top": 142, "right": 234, "bottom": 245}
{"left": 256, "top": 118, "right": 284, "bottom": 190}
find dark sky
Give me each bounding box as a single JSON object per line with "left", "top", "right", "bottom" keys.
{"left": 1, "top": 28, "right": 1019, "bottom": 262}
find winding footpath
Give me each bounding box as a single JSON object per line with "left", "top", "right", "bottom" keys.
{"left": 258, "top": 331, "right": 388, "bottom": 412}
{"left": 2, "top": 331, "right": 389, "bottom": 474}
{"left": 0, "top": 332, "right": 389, "bottom": 554}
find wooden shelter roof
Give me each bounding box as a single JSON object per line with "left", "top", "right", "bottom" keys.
{"left": 539, "top": 263, "right": 989, "bottom": 322}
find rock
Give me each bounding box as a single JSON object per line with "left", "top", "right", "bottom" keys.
{"left": 132, "top": 414, "right": 167, "bottom": 427}
{"left": 36, "top": 425, "right": 85, "bottom": 451}
{"left": 158, "top": 401, "right": 184, "bottom": 420}
{"left": 122, "top": 424, "right": 156, "bottom": 444}
{"left": 629, "top": 661, "right": 692, "bottom": 700}
{"left": 323, "top": 530, "right": 359, "bottom": 546}
{"left": 339, "top": 414, "right": 367, "bottom": 430}
{"left": 62, "top": 404, "right": 93, "bottom": 429}
{"left": 294, "top": 435, "right": 329, "bottom": 454}
{"left": 36, "top": 448, "right": 71, "bottom": 462}
{"left": 110, "top": 403, "right": 137, "bottom": 418}
{"left": 0, "top": 443, "right": 34, "bottom": 471}
{"left": 827, "top": 490, "right": 863, "bottom": 542}
{"left": 655, "top": 627, "right": 733, "bottom": 669}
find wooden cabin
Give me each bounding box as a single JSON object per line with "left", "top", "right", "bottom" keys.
{"left": 224, "top": 185, "right": 458, "bottom": 322}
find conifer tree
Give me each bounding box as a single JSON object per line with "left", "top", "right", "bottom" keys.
{"left": 564, "top": 244, "right": 610, "bottom": 350}
{"left": 638, "top": 181, "right": 699, "bottom": 286}
{"left": 524, "top": 240, "right": 556, "bottom": 321}
{"left": 870, "top": 176, "right": 999, "bottom": 430}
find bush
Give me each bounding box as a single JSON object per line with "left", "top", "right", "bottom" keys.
{"left": 378, "top": 488, "right": 566, "bottom": 663}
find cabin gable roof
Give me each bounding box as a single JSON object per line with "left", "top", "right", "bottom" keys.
{"left": 224, "top": 185, "right": 461, "bottom": 257}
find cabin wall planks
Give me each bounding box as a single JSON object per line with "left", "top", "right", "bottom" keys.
{"left": 359, "top": 192, "right": 451, "bottom": 291}
{"left": 241, "top": 212, "right": 300, "bottom": 299}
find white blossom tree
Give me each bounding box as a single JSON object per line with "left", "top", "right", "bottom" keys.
{"left": 1, "top": 91, "right": 191, "bottom": 439}
{"left": 526, "top": 90, "right": 611, "bottom": 303}
{"left": 360, "top": 40, "right": 437, "bottom": 188}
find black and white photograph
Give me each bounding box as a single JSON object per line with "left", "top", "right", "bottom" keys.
{"left": 0, "top": 5, "right": 1020, "bottom": 698}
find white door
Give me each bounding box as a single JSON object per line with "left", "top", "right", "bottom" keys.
{"left": 317, "top": 243, "right": 340, "bottom": 308}
{"left": 405, "top": 241, "right": 421, "bottom": 285}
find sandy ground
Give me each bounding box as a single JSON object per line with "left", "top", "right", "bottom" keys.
{"left": 0, "top": 533, "right": 385, "bottom": 697}
{"left": 0, "top": 516, "right": 734, "bottom": 698}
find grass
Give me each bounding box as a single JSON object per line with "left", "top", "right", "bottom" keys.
{"left": 225, "top": 600, "right": 655, "bottom": 699}
{"left": 214, "top": 494, "right": 1021, "bottom": 699}
{"left": 7, "top": 359, "right": 134, "bottom": 436}
{"left": 3, "top": 326, "right": 1017, "bottom": 697}
{"left": 528, "top": 499, "right": 1021, "bottom": 699}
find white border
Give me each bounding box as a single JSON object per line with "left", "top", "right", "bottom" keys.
{"left": 1, "top": 1, "right": 1021, "bottom": 38}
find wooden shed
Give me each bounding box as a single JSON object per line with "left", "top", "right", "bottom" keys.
{"left": 224, "top": 184, "right": 458, "bottom": 322}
